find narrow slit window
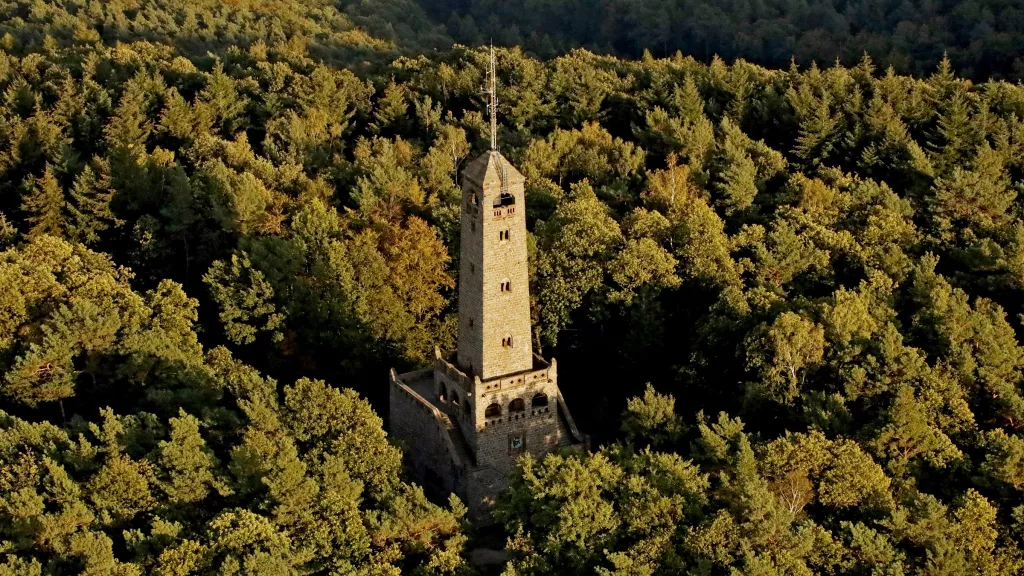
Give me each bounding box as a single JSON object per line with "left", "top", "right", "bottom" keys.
{"left": 502, "top": 335, "right": 514, "bottom": 348}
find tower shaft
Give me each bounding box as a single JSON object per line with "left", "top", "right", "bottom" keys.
{"left": 457, "top": 152, "right": 532, "bottom": 380}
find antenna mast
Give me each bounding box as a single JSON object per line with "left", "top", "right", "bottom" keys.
{"left": 488, "top": 44, "right": 497, "bottom": 151}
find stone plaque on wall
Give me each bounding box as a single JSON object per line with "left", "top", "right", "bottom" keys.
{"left": 509, "top": 433, "right": 525, "bottom": 455}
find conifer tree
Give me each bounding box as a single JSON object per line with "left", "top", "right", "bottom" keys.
{"left": 674, "top": 75, "right": 705, "bottom": 123}
{"left": 203, "top": 252, "right": 284, "bottom": 345}
{"left": 794, "top": 95, "right": 838, "bottom": 168}
{"left": 621, "top": 383, "right": 684, "bottom": 448}
{"left": 932, "top": 90, "right": 976, "bottom": 173}
{"left": 21, "top": 165, "right": 66, "bottom": 237}
{"left": 67, "top": 163, "right": 116, "bottom": 244}
{"left": 370, "top": 80, "right": 409, "bottom": 135}
{"left": 0, "top": 213, "right": 15, "bottom": 248}
{"left": 712, "top": 127, "right": 758, "bottom": 215}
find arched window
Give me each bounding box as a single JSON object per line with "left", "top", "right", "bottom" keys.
{"left": 502, "top": 335, "right": 514, "bottom": 348}
{"left": 485, "top": 403, "right": 502, "bottom": 418}
{"left": 470, "top": 193, "right": 479, "bottom": 206}
{"left": 451, "top": 392, "right": 461, "bottom": 407}
{"left": 494, "top": 192, "right": 515, "bottom": 208}
{"left": 509, "top": 398, "right": 526, "bottom": 413}
{"left": 531, "top": 393, "right": 549, "bottom": 408}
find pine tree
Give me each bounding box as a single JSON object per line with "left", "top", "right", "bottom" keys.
{"left": 21, "top": 165, "right": 66, "bottom": 237}
{"left": 873, "top": 385, "right": 961, "bottom": 473}
{"left": 932, "top": 89, "right": 976, "bottom": 173}
{"left": 621, "top": 383, "right": 684, "bottom": 448}
{"left": 370, "top": 80, "right": 408, "bottom": 135}
{"left": 794, "top": 95, "right": 838, "bottom": 168}
{"left": 981, "top": 430, "right": 1024, "bottom": 491}
{"left": 674, "top": 75, "right": 705, "bottom": 123}
{"left": 713, "top": 130, "right": 758, "bottom": 215}
{"left": 928, "top": 53, "right": 960, "bottom": 103}
{"left": 203, "top": 252, "right": 285, "bottom": 345}
{"left": 200, "top": 63, "right": 247, "bottom": 136}
{"left": 67, "top": 163, "right": 116, "bottom": 245}
{"left": 852, "top": 52, "right": 876, "bottom": 90}
{"left": 0, "top": 212, "right": 16, "bottom": 247}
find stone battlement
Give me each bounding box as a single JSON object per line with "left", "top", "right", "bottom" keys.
{"left": 433, "top": 347, "right": 554, "bottom": 396}
{"left": 477, "top": 355, "right": 554, "bottom": 396}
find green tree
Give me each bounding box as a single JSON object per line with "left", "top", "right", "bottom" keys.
{"left": 621, "top": 383, "right": 684, "bottom": 448}
{"left": 67, "top": 163, "right": 117, "bottom": 245}
{"left": 746, "top": 312, "right": 826, "bottom": 403}
{"left": 203, "top": 253, "right": 285, "bottom": 345}
{"left": 534, "top": 180, "right": 623, "bottom": 346}
{"left": 21, "top": 166, "right": 66, "bottom": 237}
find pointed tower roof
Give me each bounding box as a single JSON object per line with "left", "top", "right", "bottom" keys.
{"left": 461, "top": 150, "right": 525, "bottom": 188}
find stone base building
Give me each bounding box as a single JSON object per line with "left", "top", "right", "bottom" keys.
{"left": 390, "top": 349, "right": 585, "bottom": 518}
{"left": 389, "top": 141, "right": 586, "bottom": 520}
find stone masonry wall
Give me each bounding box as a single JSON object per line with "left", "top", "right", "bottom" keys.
{"left": 472, "top": 358, "right": 555, "bottom": 423}
{"left": 476, "top": 188, "right": 533, "bottom": 380}
{"left": 433, "top": 357, "right": 478, "bottom": 453}
{"left": 456, "top": 182, "right": 484, "bottom": 375}
{"left": 465, "top": 466, "right": 508, "bottom": 517}
{"left": 473, "top": 367, "right": 564, "bottom": 476}
{"left": 389, "top": 369, "right": 461, "bottom": 499}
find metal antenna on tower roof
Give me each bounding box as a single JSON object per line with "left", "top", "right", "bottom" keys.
{"left": 482, "top": 42, "right": 497, "bottom": 151}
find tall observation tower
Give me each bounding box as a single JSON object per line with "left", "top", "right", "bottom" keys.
{"left": 388, "top": 46, "right": 586, "bottom": 519}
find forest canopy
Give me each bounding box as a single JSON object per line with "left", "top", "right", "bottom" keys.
{"left": 4, "top": 0, "right": 1024, "bottom": 574}
{"left": 425, "top": 0, "right": 1024, "bottom": 80}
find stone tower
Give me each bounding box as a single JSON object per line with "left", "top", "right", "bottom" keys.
{"left": 456, "top": 151, "right": 532, "bottom": 380}
{"left": 388, "top": 47, "right": 585, "bottom": 520}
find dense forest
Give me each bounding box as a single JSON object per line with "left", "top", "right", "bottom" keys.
{"left": 4, "top": 0, "right": 1024, "bottom": 574}
{"left": 425, "top": 0, "right": 1024, "bottom": 80}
